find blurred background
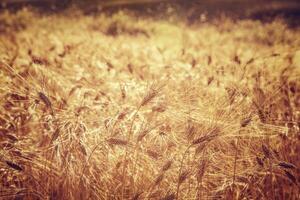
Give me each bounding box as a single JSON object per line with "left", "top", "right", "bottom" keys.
{"left": 1, "top": 0, "right": 300, "bottom": 25}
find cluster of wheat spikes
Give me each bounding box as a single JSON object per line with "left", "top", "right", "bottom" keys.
{"left": 0, "top": 8, "right": 299, "bottom": 200}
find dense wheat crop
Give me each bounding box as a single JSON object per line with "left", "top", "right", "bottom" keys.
{"left": 0, "top": 7, "right": 299, "bottom": 200}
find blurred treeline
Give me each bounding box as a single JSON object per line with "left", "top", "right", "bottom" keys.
{"left": 1, "top": 0, "right": 300, "bottom": 25}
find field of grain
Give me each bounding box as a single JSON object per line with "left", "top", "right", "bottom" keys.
{"left": 0, "top": 7, "right": 300, "bottom": 200}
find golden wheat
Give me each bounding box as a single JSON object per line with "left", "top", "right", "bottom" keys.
{"left": 0, "top": 6, "right": 299, "bottom": 200}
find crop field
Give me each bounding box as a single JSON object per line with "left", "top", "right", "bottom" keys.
{"left": 0, "top": 6, "right": 299, "bottom": 200}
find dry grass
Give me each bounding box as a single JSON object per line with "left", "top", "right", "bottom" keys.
{"left": 0, "top": 7, "right": 300, "bottom": 200}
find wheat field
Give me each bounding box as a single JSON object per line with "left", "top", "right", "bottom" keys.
{"left": 0, "top": 7, "right": 300, "bottom": 200}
